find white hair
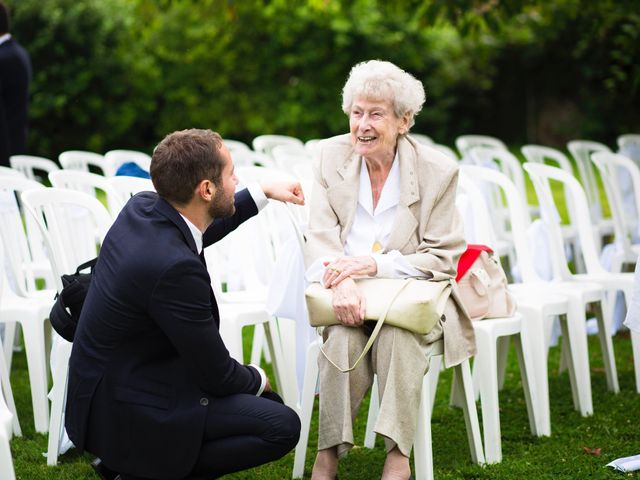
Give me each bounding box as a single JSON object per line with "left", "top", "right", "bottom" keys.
{"left": 341, "top": 60, "right": 426, "bottom": 129}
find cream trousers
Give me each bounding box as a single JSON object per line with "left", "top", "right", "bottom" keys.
{"left": 317, "top": 318, "right": 444, "bottom": 458}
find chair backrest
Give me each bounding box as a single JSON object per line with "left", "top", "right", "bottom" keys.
{"left": 567, "top": 140, "right": 611, "bottom": 222}
{"left": 231, "top": 149, "right": 276, "bottom": 169}
{"left": 455, "top": 134, "right": 507, "bottom": 157}
{"left": 271, "top": 144, "right": 311, "bottom": 172}
{"left": 252, "top": 135, "right": 304, "bottom": 156}
{"left": 49, "top": 170, "right": 124, "bottom": 217}
{"left": 523, "top": 162, "right": 607, "bottom": 279}
{"left": 108, "top": 176, "right": 155, "bottom": 205}
{"left": 459, "top": 166, "right": 540, "bottom": 283}
{"left": 0, "top": 166, "right": 25, "bottom": 178}
{"left": 617, "top": 133, "right": 640, "bottom": 151}
{"left": 293, "top": 163, "right": 313, "bottom": 182}
{"left": 521, "top": 145, "right": 574, "bottom": 175}
{"left": 431, "top": 143, "right": 458, "bottom": 160}
{"left": 58, "top": 150, "right": 108, "bottom": 175}
{"left": 0, "top": 177, "right": 49, "bottom": 297}
{"left": 20, "top": 188, "right": 113, "bottom": 292}
{"left": 591, "top": 151, "right": 640, "bottom": 253}
{"left": 104, "top": 150, "right": 152, "bottom": 176}
{"left": 409, "top": 133, "right": 434, "bottom": 145}
{"left": 9, "top": 155, "right": 60, "bottom": 182}
{"left": 224, "top": 139, "right": 251, "bottom": 152}
{"left": 236, "top": 165, "right": 296, "bottom": 185}
{"left": 304, "top": 139, "right": 322, "bottom": 156}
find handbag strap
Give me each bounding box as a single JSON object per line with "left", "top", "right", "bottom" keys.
{"left": 319, "top": 278, "right": 413, "bottom": 373}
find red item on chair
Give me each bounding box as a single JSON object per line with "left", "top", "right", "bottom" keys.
{"left": 455, "top": 244, "right": 494, "bottom": 281}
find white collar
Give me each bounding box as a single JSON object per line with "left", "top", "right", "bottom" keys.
{"left": 358, "top": 151, "right": 401, "bottom": 216}
{"left": 179, "top": 213, "right": 203, "bottom": 254}
{"left": 0, "top": 34, "right": 11, "bottom": 46}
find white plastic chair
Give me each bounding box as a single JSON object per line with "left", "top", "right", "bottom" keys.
{"left": 103, "top": 150, "right": 152, "bottom": 176}
{"left": 0, "top": 237, "right": 22, "bottom": 439}
{"left": 617, "top": 134, "right": 640, "bottom": 151}
{"left": 252, "top": 135, "right": 304, "bottom": 157}
{"left": 521, "top": 144, "right": 583, "bottom": 271}
{"left": 9, "top": 155, "right": 60, "bottom": 183}
{"left": 58, "top": 150, "right": 108, "bottom": 176}
{"left": 21, "top": 188, "right": 113, "bottom": 465}
{"left": 108, "top": 176, "right": 155, "bottom": 205}
{"left": 231, "top": 149, "right": 276, "bottom": 169}
{"left": 224, "top": 139, "right": 252, "bottom": 152}
{"left": 431, "top": 143, "right": 458, "bottom": 160}
{"left": 0, "top": 177, "right": 57, "bottom": 433}
{"left": 304, "top": 139, "right": 322, "bottom": 156}
{"left": 0, "top": 278, "right": 17, "bottom": 479}
{"left": 0, "top": 167, "right": 24, "bottom": 178}
{"left": 455, "top": 134, "right": 507, "bottom": 157}
{"left": 293, "top": 337, "right": 485, "bottom": 479}
{"left": 567, "top": 140, "right": 614, "bottom": 248}
{"left": 409, "top": 133, "right": 434, "bottom": 145}
{"left": 271, "top": 144, "right": 311, "bottom": 173}
{"left": 49, "top": 170, "right": 125, "bottom": 217}
{"left": 591, "top": 152, "right": 640, "bottom": 272}
{"left": 524, "top": 163, "right": 632, "bottom": 389}
{"left": 459, "top": 166, "right": 611, "bottom": 428}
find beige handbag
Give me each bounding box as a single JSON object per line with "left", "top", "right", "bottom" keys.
{"left": 456, "top": 248, "right": 515, "bottom": 321}
{"left": 305, "top": 278, "right": 451, "bottom": 372}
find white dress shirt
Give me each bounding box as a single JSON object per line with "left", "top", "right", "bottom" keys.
{"left": 179, "top": 183, "right": 268, "bottom": 395}
{"left": 0, "top": 33, "right": 10, "bottom": 46}
{"left": 306, "top": 154, "right": 426, "bottom": 282}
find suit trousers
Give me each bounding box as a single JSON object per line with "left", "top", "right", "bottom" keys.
{"left": 118, "top": 392, "right": 300, "bottom": 480}
{"left": 318, "top": 320, "right": 443, "bottom": 458}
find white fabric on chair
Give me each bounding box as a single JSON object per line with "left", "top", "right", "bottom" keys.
{"left": 625, "top": 257, "right": 640, "bottom": 334}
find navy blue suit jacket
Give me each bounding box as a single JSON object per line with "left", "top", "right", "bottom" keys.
{"left": 0, "top": 38, "right": 31, "bottom": 166}
{"left": 65, "top": 190, "right": 262, "bottom": 479}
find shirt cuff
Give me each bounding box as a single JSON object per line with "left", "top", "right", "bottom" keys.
{"left": 372, "top": 251, "right": 399, "bottom": 278}
{"left": 247, "top": 182, "right": 269, "bottom": 211}
{"left": 249, "top": 363, "right": 267, "bottom": 396}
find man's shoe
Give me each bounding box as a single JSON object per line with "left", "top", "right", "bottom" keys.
{"left": 91, "top": 458, "right": 119, "bottom": 480}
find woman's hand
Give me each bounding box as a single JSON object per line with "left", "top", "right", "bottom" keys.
{"left": 331, "top": 277, "right": 366, "bottom": 327}
{"left": 322, "top": 256, "right": 377, "bottom": 288}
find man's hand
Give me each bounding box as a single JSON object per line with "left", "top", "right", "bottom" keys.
{"left": 261, "top": 181, "right": 305, "bottom": 205}
{"left": 264, "top": 377, "right": 273, "bottom": 393}
{"left": 323, "top": 256, "right": 377, "bottom": 288}
{"left": 331, "top": 277, "right": 366, "bottom": 327}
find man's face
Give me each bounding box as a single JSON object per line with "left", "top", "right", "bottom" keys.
{"left": 208, "top": 142, "right": 238, "bottom": 219}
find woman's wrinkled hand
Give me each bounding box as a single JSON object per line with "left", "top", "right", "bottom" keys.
{"left": 331, "top": 277, "right": 366, "bottom": 327}
{"left": 322, "top": 256, "right": 377, "bottom": 288}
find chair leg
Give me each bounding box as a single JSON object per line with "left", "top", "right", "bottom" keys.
{"left": 2, "top": 323, "right": 16, "bottom": 374}
{"left": 263, "top": 318, "right": 296, "bottom": 408}
{"left": 413, "top": 374, "right": 433, "bottom": 480}
{"left": 475, "top": 328, "right": 501, "bottom": 463}
{"left": 250, "top": 324, "right": 265, "bottom": 365}
{"left": 496, "top": 336, "right": 510, "bottom": 390}
{"left": 454, "top": 359, "right": 485, "bottom": 465}
{"left": 562, "top": 301, "right": 593, "bottom": 416}
{"left": 631, "top": 331, "right": 640, "bottom": 394}
{"left": 21, "top": 321, "right": 50, "bottom": 433}
{"left": 427, "top": 355, "right": 442, "bottom": 410}
{"left": 364, "top": 375, "right": 379, "bottom": 449}
{"left": 592, "top": 301, "right": 619, "bottom": 393}
{"left": 0, "top": 429, "right": 15, "bottom": 480}
{"left": 512, "top": 333, "right": 541, "bottom": 436}
{"left": 292, "top": 341, "right": 320, "bottom": 479}
{"left": 47, "top": 339, "right": 72, "bottom": 466}
{"left": 0, "top": 347, "right": 20, "bottom": 437}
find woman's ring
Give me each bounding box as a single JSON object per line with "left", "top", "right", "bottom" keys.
{"left": 329, "top": 266, "right": 342, "bottom": 273}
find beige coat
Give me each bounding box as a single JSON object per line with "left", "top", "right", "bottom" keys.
{"left": 305, "top": 133, "right": 476, "bottom": 367}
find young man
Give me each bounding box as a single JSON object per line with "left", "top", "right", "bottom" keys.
{"left": 65, "top": 129, "right": 303, "bottom": 480}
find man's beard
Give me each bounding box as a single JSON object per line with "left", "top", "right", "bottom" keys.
{"left": 208, "top": 187, "right": 235, "bottom": 219}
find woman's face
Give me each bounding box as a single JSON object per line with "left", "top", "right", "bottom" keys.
{"left": 349, "top": 97, "right": 410, "bottom": 162}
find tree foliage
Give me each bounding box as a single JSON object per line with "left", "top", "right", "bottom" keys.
{"left": 7, "top": 0, "right": 640, "bottom": 158}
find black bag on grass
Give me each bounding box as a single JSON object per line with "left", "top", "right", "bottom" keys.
{"left": 49, "top": 257, "right": 98, "bottom": 342}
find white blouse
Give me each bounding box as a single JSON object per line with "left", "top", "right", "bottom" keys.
{"left": 306, "top": 154, "right": 426, "bottom": 282}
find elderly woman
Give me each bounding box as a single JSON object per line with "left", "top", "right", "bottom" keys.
{"left": 304, "top": 60, "right": 475, "bottom": 480}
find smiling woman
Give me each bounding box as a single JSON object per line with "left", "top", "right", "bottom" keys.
{"left": 304, "top": 60, "right": 474, "bottom": 480}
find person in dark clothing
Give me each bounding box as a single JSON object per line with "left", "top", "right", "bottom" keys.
{"left": 66, "top": 129, "right": 304, "bottom": 480}
{"left": 0, "top": 1, "right": 32, "bottom": 167}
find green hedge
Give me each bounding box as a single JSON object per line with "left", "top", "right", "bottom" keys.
{"left": 7, "top": 0, "right": 640, "bottom": 158}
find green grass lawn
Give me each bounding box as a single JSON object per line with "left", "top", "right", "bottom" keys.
{"left": 8, "top": 328, "right": 640, "bottom": 479}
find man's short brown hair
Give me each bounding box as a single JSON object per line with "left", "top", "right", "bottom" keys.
{"left": 150, "top": 129, "right": 225, "bottom": 206}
